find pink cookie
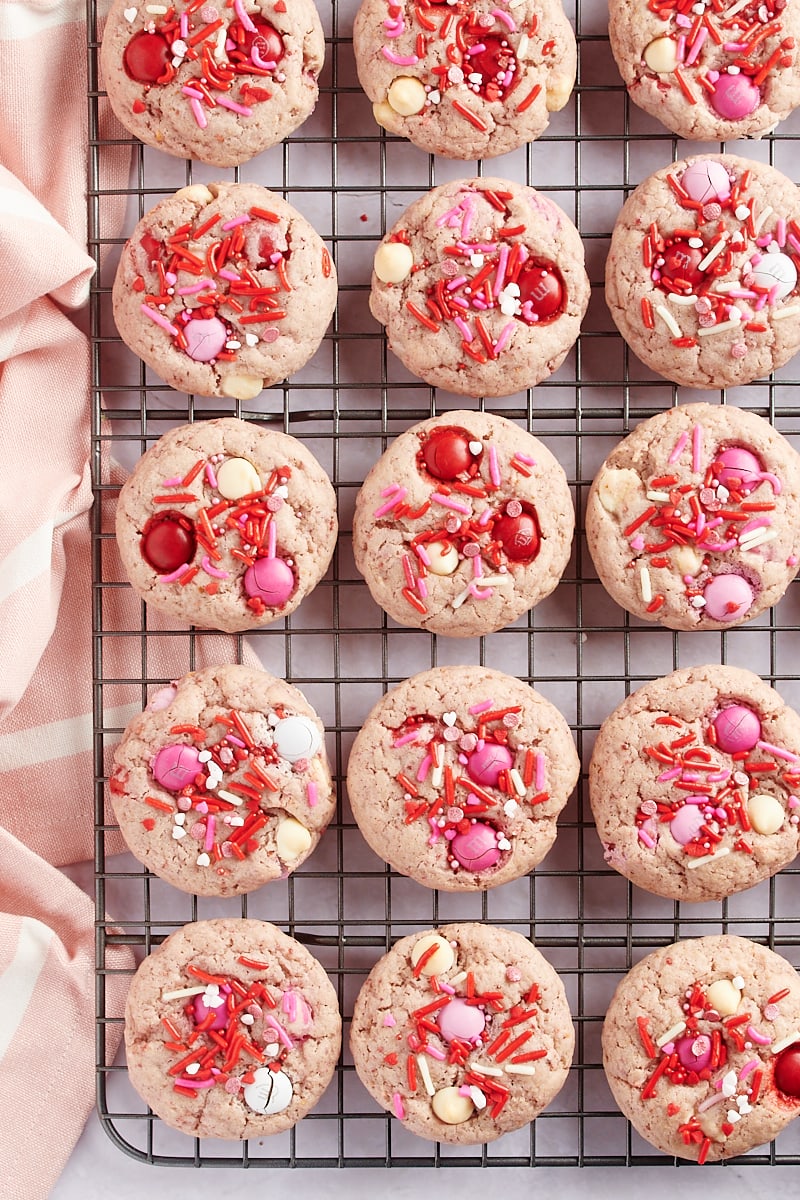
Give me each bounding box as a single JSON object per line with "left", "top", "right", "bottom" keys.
{"left": 346, "top": 665, "right": 578, "bottom": 892}
{"left": 115, "top": 417, "right": 337, "bottom": 634}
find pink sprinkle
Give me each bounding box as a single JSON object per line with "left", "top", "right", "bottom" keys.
{"left": 382, "top": 47, "right": 418, "bottom": 65}
{"left": 468, "top": 581, "right": 494, "bottom": 601}
{"left": 431, "top": 492, "right": 471, "bottom": 515}
{"left": 374, "top": 488, "right": 407, "bottom": 518}
{"left": 416, "top": 754, "right": 432, "bottom": 783}
{"left": 383, "top": 1013, "right": 396, "bottom": 1028}
{"left": 707, "top": 768, "right": 730, "bottom": 783}
{"left": 141, "top": 304, "right": 179, "bottom": 337}
{"left": 697, "top": 1092, "right": 725, "bottom": 1113}
{"left": 677, "top": 33, "right": 686, "bottom": 61}
{"left": 392, "top": 1093, "right": 406, "bottom": 1120}
{"left": 675, "top": 13, "right": 691, "bottom": 26}
{"left": 181, "top": 86, "right": 204, "bottom": 100}
{"left": 723, "top": 42, "right": 747, "bottom": 52}
{"left": 380, "top": 482, "right": 400, "bottom": 498}
{"left": 222, "top": 214, "right": 252, "bottom": 231}
{"left": 739, "top": 1059, "right": 759, "bottom": 1079}
{"left": 217, "top": 95, "right": 253, "bottom": 117}
{"left": 180, "top": 12, "right": 188, "bottom": 37}
{"left": 423, "top": 1043, "right": 447, "bottom": 1061}
{"left": 460, "top": 195, "right": 475, "bottom": 241}
{"left": 417, "top": 575, "right": 428, "bottom": 599}
{"left": 478, "top": 509, "right": 492, "bottom": 527}
{"left": 439, "top": 981, "right": 456, "bottom": 995}
{"left": 685, "top": 26, "right": 707, "bottom": 65}
{"left": 205, "top": 463, "right": 218, "bottom": 489}
{"left": 158, "top": 562, "right": 191, "bottom": 583}
{"left": 789, "top": 234, "right": 800, "bottom": 256}
{"left": 760, "top": 471, "right": 782, "bottom": 495}
{"left": 162, "top": 476, "right": 183, "bottom": 487}
{"left": 176, "top": 1077, "right": 215, "bottom": 1089}
{"left": 307, "top": 781, "right": 318, "bottom": 808}
{"left": 383, "top": 16, "right": 404, "bottom": 37}
{"left": 472, "top": 556, "right": 483, "bottom": 579}
{"left": 282, "top": 990, "right": 298, "bottom": 1022}
{"left": 668, "top": 431, "right": 688, "bottom": 464}
{"left": 789, "top": 796, "right": 800, "bottom": 809}
{"left": 764, "top": 1003, "right": 780, "bottom": 1020}
{"left": 469, "top": 699, "right": 494, "bottom": 715}
{"left": 234, "top": 0, "right": 256, "bottom": 32}
{"left": 488, "top": 443, "right": 501, "bottom": 488}
{"left": 757, "top": 740, "right": 798, "bottom": 762}
{"left": 534, "top": 751, "right": 545, "bottom": 791}
{"left": 189, "top": 98, "right": 208, "bottom": 129}
{"left": 177, "top": 279, "right": 216, "bottom": 296}
{"left": 265, "top": 1014, "right": 293, "bottom": 1049}
{"left": 267, "top": 521, "right": 277, "bottom": 559}
{"left": 454, "top": 316, "right": 473, "bottom": 342}
{"left": 204, "top": 815, "right": 216, "bottom": 852}
{"left": 201, "top": 556, "right": 229, "bottom": 580}
{"left": 447, "top": 275, "right": 468, "bottom": 291}
{"left": 415, "top": 543, "right": 431, "bottom": 567}
{"left": 224, "top": 1077, "right": 242, "bottom": 1094}
{"left": 747, "top": 1025, "right": 772, "bottom": 1046}
{"left": 491, "top": 7, "right": 515, "bottom": 31}
{"left": 494, "top": 244, "right": 509, "bottom": 298}
{"left": 218, "top": 269, "right": 240, "bottom": 282}
{"left": 493, "top": 321, "right": 515, "bottom": 355}
{"left": 638, "top": 829, "right": 656, "bottom": 849}
{"left": 226, "top": 734, "right": 246, "bottom": 749}
{"left": 629, "top": 535, "right": 645, "bottom": 552}
{"left": 658, "top": 765, "right": 682, "bottom": 782}
{"left": 402, "top": 553, "right": 415, "bottom": 590}
{"left": 393, "top": 730, "right": 420, "bottom": 748}
{"left": 467, "top": 42, "right": 487, "bottom": 54}
{"left": 791, "top": 554, "right": 799, "bottom": 566}
{"left": 516, "top": 452, "right": 536, "bottom": 466}
{"left": 692, "top": 423, "right": 703, "bottom": 474}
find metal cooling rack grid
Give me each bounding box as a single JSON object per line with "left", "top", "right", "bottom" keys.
{"left": 88, "top": 0, "right": 800, "bottom": 1167}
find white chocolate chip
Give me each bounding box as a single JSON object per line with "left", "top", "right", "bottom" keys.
{"left": 216, "top": 456, "right": 261, "bottom": 500}
{"left": 644, "top": 36, "right": 678, "bottom": 73}
{"left": 431, "top": 1086, "right": 474, "bottom": 1125}
{"left": 372, "top": 100, "right": 399, "bottom": 131}
{"left": 220, "top": 374, "right": 263, "bottom": 401}
{"left": 673, "top": 544, "right": 704, "bottom": 577}
{"left": 387, "top": 76, "right": 427, "bottom": 117}
{"left": 276, "top": 816, "right": 313, "bottom": 861}
{"left": 374, "top": 242, "right": 414, "bottom": 285}
{"left": 596, "top": 467, "right": 642, "bottom": 516}
{"left": 426, "top": 539, "right": 459, "bottom": 576}
{"left": 748, "top": 792, "right": 785, "bottom": 835}
{"left": 175, "top": 184, "right": 215, "bottom": 205}
{"left": 545, "top": 71, "right": 575, "bottom": 112}
{"left": 410, "top": 934, "right": 455, "bottom": 977}
{"left": 707, "top": 979, "right": 742, "bottom": 1017}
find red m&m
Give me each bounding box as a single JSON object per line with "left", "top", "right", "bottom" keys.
{"left": 517, "top": 261, "right": 565, "bottom": 322}
{"left": 493, "top": 503, "right": 541, "bottom": 563}
{"left": 774, "top": 1044, "right": 800, "bottom": 1099}
{"left": 141, "top": 512, "right": 197, "bottom": 574}
{"left": 123, "top": 31, "right": 171, "bottom": 84}
{"left": 239, "top": 19, "right": 285, "bottom": 66}
{"left": 420, "top": 427, "right": 480, "bottom": 481}
{"left": 662, "top": 241, "right": 705, "bottom": 289}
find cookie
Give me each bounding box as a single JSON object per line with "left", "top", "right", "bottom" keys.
{"left": 113, "top": 182, "right": 336, "bottom": 400}
{"left": 346, "top": 665, "right": 579, "bottom": 891}
{"left": 352, "top": 411, "right": 574, "bottom": 637}
{"left": 590, "top": 665, "right": 800, "bottom": 903}
{"left": 608, "top": 0, "right": 800, "bottom": 142}
{"left": 110, "top": 666, "right": 335, "bottom": 896}
{"left": 124, "top": 919, "right": 341, "bottom": 1138}
{"left": 115, "top": 418, "right": 337, "bottom": 633}
{"left": 606, "top": 154, "right": 800, "bottom": 389}
{"left": 585, "top": 403, "right": 800, "bottom": 631}
{"left": 353, "top": 0, "right": 576, "bottom": 159}
{"left": 100, "top": 0, "right": 324, "bottom": 167}
{"left": 602, "top": 935, "right": 800, "bottom": 1162}
{"left": 350, "top": 923, "right": 574, "bottom": 1144}
{"left": 370, "top": 177, "right": 589, "bottom": 397}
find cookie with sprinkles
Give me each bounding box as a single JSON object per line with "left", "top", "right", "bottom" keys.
{"left": 370, "top": 177, "right": 589, "bottom": 397}
{"left": 124, "top": 919, "right": 341, "bottom": 1137}
{"left": 115, "top": 417, "right": 337, "bottom": 632}
{"left": 112, "top": 182, "right": 336, "bottom": 401}
{"left": 603, "top": 935, "right": 800, "bottom": 1162}
{"left": 353, "top": 0, "right": 576, "bottom": 159}
{"left": 590, "top": 665, "right": 800, "bottom": 903}
{"left": 347, "top": 666, "right": 579, "bottom": 891}
{"left": 606, "top": 154, "right": 800, "bottom": 389}
{"left": 100, "top": 0, "right": 324, "bottom": 166}
{"left": 609, "top": 0, "right": 800, "bottom": 142}
{"left": 110, "top": 666, "right": 334, "bottom": 896}
{"left": 352, "top": 411, "right": 574, "bottom": 636}
{"left": 350, "top": 923, "right": 574, "bottom": 1143}
{"left": 585, "top": 403, "right": 800, "bottom": 631}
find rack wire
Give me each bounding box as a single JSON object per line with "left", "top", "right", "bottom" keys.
{"left": 89, "top": 0, "right": 800, "bottom": 1168}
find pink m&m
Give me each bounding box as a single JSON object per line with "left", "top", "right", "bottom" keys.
{"left": 451, "top": 822, "right": 501, "bottom": 871}
{"left": 466, "top": 742, "right": 513, "bottom": 787}
{"left": 710, "top": 73, "right": 760, "bottom": 121}
{"left": 183, "top": 316, "right": 228, "bottom": 363}
{"left": 437, "top": 997, "right": 486, "bottom": 1044}
{"left": 675, "top": 1032, "right": 713, "bottom": 1072}
{"left": 715, "top": 446, "right": 763, "bottom": 493}
{"left": 244, "top": 556, "right": 295, "bottom": 607}
{"left": 669, "top": 804, "right": 706, "bottom": 846}
{"left": 680, "top": 160, "right": 731, "bottom": 204}
{"left": 152, "top": 742, "right": 203, "bottom": 791}
{"left": 193, "top": 992, "right": 228, "bottom": 1031}
{"left": 702, "top": 573, "right": 755, "bottom": 623}
{"left": 713, "top": 704, "right": 762, "bottom": 753}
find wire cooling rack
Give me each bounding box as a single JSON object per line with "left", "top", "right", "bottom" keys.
{"left": 88, "top": 0, "right": 800, "bottom": 1168}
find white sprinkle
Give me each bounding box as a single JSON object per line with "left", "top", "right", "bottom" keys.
{"left": 686, "top": 846, "right": 731, "bottom": 869}
{"left": 732, "top": 976, "right": 745, "bottom": 990}
{"left": 728, "top": 64, "right": 741, "bottom": 74}
{"left": 172, "top": 827, "right": 186, "bottom": 840}
{"left": 240, "top": 1014, "right": 255, "bottom": 1026}
{"left": 697, "top": 234, "right": 729, "bottom": 272}
{"left": 228, "top": 815, "right": 245, "bottom": 827}
{"left": 688, "top": 238, "right": 704, "bottom": 249}
{"left": 508, "top": 768, "right": 526, "bottom": 798}
{"left": 727, "top": 1109, "right": 742, "bottom": 1123}
{"left": 196, "top": 853, "right": 211, "bottom": 867}
{"left": 739, "top": 528, "right": 778, "bottom": 551}
{"left": 451, "top": 574, "right": 512, "bottom": 609}
{"left": 174, "top": 812, "right": 186, "bottom": 826}
{"left": 769, "top": 1031, "right": 800, "bottom": 1055}
{"left": 417, "top": 1054, "right": 435, "bottom": 1096}
{"left": 171, "top": 38, "right": 187, "bottom": 55}
{"left": 216, "top": 789, "right": 243, "bottom": 806}
{"left": 655, "top": 304, "right": 682, "bottom": 338}
{"left": 722, "top": 1069, "right": 739, "bottom": 1097}
{"left": 161, "top": 985, "right": 206, "bottom": 1001}
{"left": 185, "top": 1062, "right": 201, "bottom": 1075}
{"left": 640, "top": 567, "right": 653, "bottom": 604}
{"left": 772, "top": 305, "right": 800, "bottom": 320}
{"left": 197, "top": 750, "right": 212, "bottom": 763}
{"left": 667, "top": 294, "right": 699, "bottom": 306}
{"left": 145, "top": 3, "right": 167, "bottom": 10}
{"left": 517, "top": 33, "right": 529, "bottom": 58}
{"left": 505, "top": 1063, "right": 538, "bottom": 1075}
{"left": 656, "top": 1020, "right": 686, "bottom": 1048}
{"left": 646, "top": 490, "right": 671, "bottom": 502}
{"left": 449, "top": 972, "right": 468, "bottom": 987}
{"left": 503, "top": 799, "right": 520, "bottom": 818}
{"left": 735, "top": 205, "right": 751, "bottom": 221}
{"left": 469, "top": 1086, "right": 488, "bottom": 1110}
{"left": 471, "top": 1063, "right": 504, "bottom": 1077}
{"left": 245, "top": 332, "right": 259, "bottom": 346}
{"left": 497, "top": 838, "right": 512, "bottom": 851}
{"left": 698, "top": 317, "right": 742, "bottom": 337}
{"left": 753, "top": 205, "right": 774, "bottom": 236}
{"left": 691, "top": 595, "right": 706, "bottom": 609}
